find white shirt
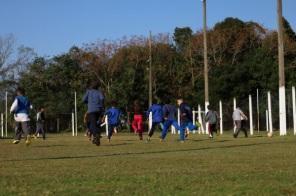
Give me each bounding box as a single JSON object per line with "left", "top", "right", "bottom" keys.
{"left": 10, "top": 98, "right": 33, "bottom": 122}
{"left": 232, "top": 108, "right": 247, "bottom": 121}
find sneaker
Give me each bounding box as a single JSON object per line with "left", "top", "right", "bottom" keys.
{"left": 160, "top": 138, "right": 164, "bottom": 142}
{"left": 146, "top": 137, "right": 151, "bottom": 143}
{"left": 33, "top": 135, "right": 37, "bottom": 139}
{"left": 25, "top": 136, "right": 31, "bottom": 146}
{"left": 180, "top": 140, "right": 185, "bottom": 143}
{"left": 12, "top": 140, "right": 20, "bottom": 144}
{"left": 108, "top": 139, "right": 111, "bottom": 143}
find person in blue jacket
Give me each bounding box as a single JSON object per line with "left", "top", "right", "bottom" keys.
{"left": 83, "top": 82, "right": 105, "bottom": 146}
{"left": 103, "top": 101, "right": 121, "bottom": 143}
{"left": 160, "top": 101, "right": 180, "bottom": 141}
{"left": 146, "top": 99, "right": 163, "bottom": 142}
{"left": 10, "top": 87, "right": 33, "bottom": 145}
{"left": 177, "top": 97, "right": 197, "bottom": 142}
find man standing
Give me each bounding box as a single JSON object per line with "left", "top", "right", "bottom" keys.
{"left": 34, "top": 107, "right": 46, "bottom": 140}
{"left": 10, "top": 87, "right": 33, "bottom": 145}
{"left": 83, "top": 82, "right": 105, "bottom": 146}
{"left": 232, "top": 107, "right": 248, "bottom": 138}
{"left": 205, "top": 105, "right": 219, "bottom": 139}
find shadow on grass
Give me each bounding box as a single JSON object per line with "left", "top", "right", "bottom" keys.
{"left": 2, "top": 140, "right": 294, "bottom": 162}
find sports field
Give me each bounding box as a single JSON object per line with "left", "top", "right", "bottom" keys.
{"left": 0, "top": 132, "right": 296, "bottom": 195}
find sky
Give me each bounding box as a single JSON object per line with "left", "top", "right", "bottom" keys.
{"left": 0, "top": 0, "right": 295, "bottom": 57}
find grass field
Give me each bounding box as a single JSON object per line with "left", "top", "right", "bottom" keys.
{"left": 0, "top": 131, "right": 296, "bottom": 196}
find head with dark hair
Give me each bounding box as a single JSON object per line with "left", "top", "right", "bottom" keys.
{"left": 39, "top": 107, "right": 44, "bottom": 112}
{"left": 207, "top": 105, "right": 211, "bottom": 110}
{"left": 111, "top": 100, "right": 117, "bottom": 107}
{"left": 16, "top": 87, "right": 25, "bottom": 96}
{"left": 90, "top": 81, "right": 100, "bottom": 90}
{"left": 176, "top": 97, "right": 183, "bottom": 106}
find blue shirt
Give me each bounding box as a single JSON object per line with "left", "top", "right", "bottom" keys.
{"left": 15, "top": 96, "right": 31, "bottom": 114}
{"left": 147, "top": 104, "right": 163, "bottom": 123}
{"left": 105, "top": 107, "right": 121, "bottom": 125}
{"left": 83, "top": 89, "right": 104, "bottom": 113}
{"left": 179, "top": 103, "right": 193, "bottom": 122}
{"left": 162, "top": 104, "right": 177, "bottom": 121}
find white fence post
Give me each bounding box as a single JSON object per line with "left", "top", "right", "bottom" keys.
{"left": 249, "top": 95, "right": 254, "bottom": 136}
{"left": 177, "top": 108, "right": 180, "bottom": 134}
{"left": 268, "top": 91, "right": 273, "bottom": 134}
{"left": 74, "top": 91, "right": 78, "bottom": 136}
{"left": 292, "top": 86, "right": 296, "bottom": 135}
{"left": 105, "top": 115, "right": 108, "bottom": 136}
{"left": 192, "top": 111, "right": 196, "bottom": 134}
{"left": 266, "top": 110, "right": 269, "bottom": 132}
{"left": 5, "top": 91, "right": 8, "bottom": 137}
{"left": 233, "top": 97, "right": 236, "bottom": 133}
{"left": 198, "top": 105, "right": 204, "bottom": 134}
{"left": 1, "top": 113, "right": 3, "bottom": 137}
{"left": 149, "top": 112, "right": 152, "bottom": 133}
{"left": 219, "top": 100, "right": 223, "bottom": 135}
{"left": 72, "top": 112, "right": 75, "bottom": 136}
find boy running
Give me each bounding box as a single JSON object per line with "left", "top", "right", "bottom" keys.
{"left": 160, "top": 102, "right": 180, "bottom": 141}
{"left": 132, "top": 100, "right": 144, "bottom": 140}
{"left": 146, "top": 100, "right": 163, "bottom": 142}
{"left": 177, "top": 97, "right": 196, "bottom": 142}
{"left": 34, "top": 107, "right": 46, "bottom": 140}
{"left": 10, "top": 87, "right": 33, "bottom": 145}
{"left": 205, "top": 105, "right": 219, "bottom": 139}
{"left": 103, "top": 101, "right": 121, "bottom": 143}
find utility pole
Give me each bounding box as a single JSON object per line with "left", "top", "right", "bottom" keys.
{"left": 202, "top": 0, "right": 209, "bottom": 111}
{"left": 277, "top": 0, "right": 286, "bottom": 135}
{"left": 148, "top": 31, "right": 153, "bottom": 107}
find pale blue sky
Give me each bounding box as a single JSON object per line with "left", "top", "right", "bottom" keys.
{"left": 0, "top": 0, "right": 295, "bottom": 56}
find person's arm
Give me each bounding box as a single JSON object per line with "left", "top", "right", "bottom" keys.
{"left": 240, "top": 111, "right": 248, "bottom": 120}
{"left": 10, "top": 99, "right": 18, "bottom": 113}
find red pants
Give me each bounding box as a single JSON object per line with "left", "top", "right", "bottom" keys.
{"left": 132, "top": 115, "right": 143, "bottom": 133}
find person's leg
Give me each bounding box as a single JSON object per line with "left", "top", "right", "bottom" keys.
{"left": 179, "top": 122, "right": 187, "bottom": 142}
{"left": 147, "top": 122, "right": 157, "bottom": 141}
{"left": 14, "top": 122, "right": 22, "bottom": 142}
{"left": 137, "top": 115, "right": 143, "bottom": 140}
{"left": 21, "top": 121, "right": 31, "bottom": 145}
{"left": 40, "top": 123, "right": 45, "bottom": 140}
{"left": 208, "top": 124, "right": 213, "bottom": 138}
{"left": 132, "top": 116, "right": 138, "bottom": 133}
{"left": 241, "top": 121, "right": 248, "bottom": 137}
{"left": 89, "top": 112, "right": 100, "bottom": 145}
{"left": 234, "top": 121, "right": 241, "bottom": 138}
{"left": 108, "top": 124, "right": 113, "bottom": 141}
{"left": 161, "top": 120, "right": 172, "bottom": 140}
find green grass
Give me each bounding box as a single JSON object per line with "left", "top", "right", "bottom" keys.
{"left": 0, "top": 131, "right": 296, "bottom": 196}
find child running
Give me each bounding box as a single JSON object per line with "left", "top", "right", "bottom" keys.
{"left": 146, "top": 99, "right": 163, "bottom": 142}
{"left": 10, "top": 87, "right": 33, "bottom": 145}
{"left": 34, "top": 107, "right": 46, "bottom": 140}
{"left": 160, "top": 101, "right": 180, "bottom": 141}
{"left": 177, "top": 97, "right": 197, "bottom": 142}
{"left": 132, "top": 100, "right": 144, "bottom": 140}
{"left": 103, "top": 101, "right": 121, "bottom": 143}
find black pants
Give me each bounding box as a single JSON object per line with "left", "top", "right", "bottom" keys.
{"left": 88, "top": 111, "right": 103, "bottom": 142}
{"left": 234, "top": 120, "right": 248, "bottom": 137}
{"left": 35, "top": 122, "right": 45, "bottom": 139}
{"left": 148, "top": 122, "right": 163, "bottom": 137}
{"left": 14, "top": 121, "right": 31, "bottom": 140}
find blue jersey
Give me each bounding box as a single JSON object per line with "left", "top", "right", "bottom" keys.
{"left": 147, "top": 104, "right": 163, "bottom": 123}
{"left": 162, "top": 104, "right": 177, "bottom": 121}
{"left": 179, "top": 103, "right": 193, "bottom": 122}
{"left": 15, "top": 96, "right": 31, "bottom": 114}
{"left": 105, "top": 107, "right": 121, "bottom": 125}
